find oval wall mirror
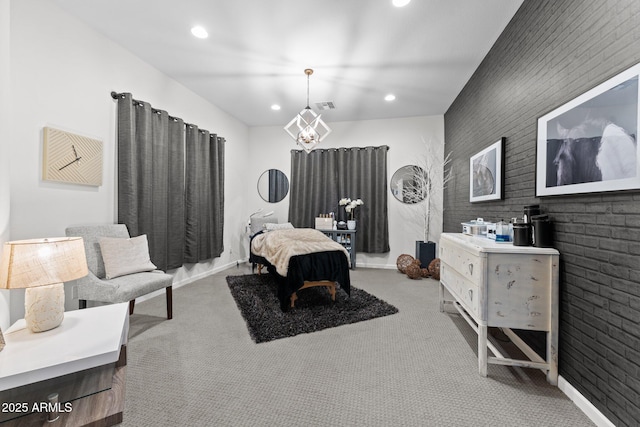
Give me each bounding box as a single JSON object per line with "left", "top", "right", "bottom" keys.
{"left": 390, "top": 165, "right": 428, "bottom": 204}
{"left": 257, "top": 169, "right": 289, "bottom": 203}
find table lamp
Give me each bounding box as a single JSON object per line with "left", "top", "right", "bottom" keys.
{"left": 0, "top": 237, "right": 88, "bottom": 335}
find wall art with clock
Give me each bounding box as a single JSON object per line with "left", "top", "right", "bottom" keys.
{"left": 42, "top": 127, "right": 103, "bottom": 186}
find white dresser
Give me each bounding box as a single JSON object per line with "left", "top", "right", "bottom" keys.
{"left": 438, "top": 233, "right": 559, "bottom": 384}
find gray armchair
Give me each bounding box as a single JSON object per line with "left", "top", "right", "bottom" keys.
{"left": 65, "top": 224, "right": 173, "bottom": 319}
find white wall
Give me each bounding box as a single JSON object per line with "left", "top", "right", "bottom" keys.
{"left": 0, "top": 0, "right": 12, "bottom": 331}
{"left": 3, "top": 0, "right": 445, "bottom": 327}
{"left": 7, "top": 0, "right": 250, "bottom": 322}
{"left": 248, "top": 115, "right": 446, "bottom": 269}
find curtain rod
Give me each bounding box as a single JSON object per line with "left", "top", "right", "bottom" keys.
{"left": 111, "top": 90, "right": 224, "bottom": 139}
{"left": 291, "top": 145, "right": 389, "bottom": 153}
{"left": 111, "top": 91, "right": 184, "bottom": 123}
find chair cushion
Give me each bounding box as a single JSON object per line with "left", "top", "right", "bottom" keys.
{"left": 102, "top": 271, "right": 172, "bottom": 303}
{"left": 75, "top": 270, "right": 172, "bottom": 303}
{"left": 99, "top": 234, "right": 157, "bottom": 279}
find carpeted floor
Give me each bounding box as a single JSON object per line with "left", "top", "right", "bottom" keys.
{"left": 226, "top": 273, "right": 398, "bottom": 343}
{"left": 121, "top": 264, "right": 595, "bottom": 427}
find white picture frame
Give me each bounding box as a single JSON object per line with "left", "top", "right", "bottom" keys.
{"left": 470, "top": 138, "right": 504, "bottom": 203}
{"left": 536, "top": 63, "right": 640, "bottom": 196}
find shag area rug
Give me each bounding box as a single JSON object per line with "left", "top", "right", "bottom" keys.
{"left": 226, "top": 274, "right": 399, "bottom": 343}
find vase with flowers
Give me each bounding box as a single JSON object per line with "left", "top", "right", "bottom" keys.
{"left": 339, "top": 197, "right": 364, "bottom": 230}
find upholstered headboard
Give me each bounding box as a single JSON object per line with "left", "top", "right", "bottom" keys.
{"left": 250, "top": 216, "right": 278, "bottom": 236}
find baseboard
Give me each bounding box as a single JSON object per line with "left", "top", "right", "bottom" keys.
{"left": 133, "top": 260, "right": 239, "bottom": 305}
{"left": 558, "top": 375, "right": 615, "bottom": 427}
{"left": 354, "top": 262, "right": 396, "bottom": 269}
{"left": 171, "top": 260, "right": 239, "bottom": 288}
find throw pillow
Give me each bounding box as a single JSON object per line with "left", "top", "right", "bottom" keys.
{"left": 99, "top": 234, "right": 157, "bottom": 279}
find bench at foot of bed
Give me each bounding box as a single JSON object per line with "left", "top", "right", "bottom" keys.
{"left": 255, "top": 263, "right": 338, "bottom": 309}
{"left": 290, "top": 281, "right": 336, "bottom": 308}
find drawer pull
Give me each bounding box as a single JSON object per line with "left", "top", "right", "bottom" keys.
{"left": 468, "top": 264, "right": 473, "bottom": 275}
{"left": 468, "top": 289, "right": 473, "bottom": 301}
{"left": 47, "top": 392, "right": 60, "bottom": 422}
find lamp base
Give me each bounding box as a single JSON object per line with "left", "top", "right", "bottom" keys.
{"left": 25, "top": 282, "right": 65, "bottom": 333}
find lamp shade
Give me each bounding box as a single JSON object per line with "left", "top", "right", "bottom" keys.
{"left": 0, "top": 237, "right": 88, "bottom": 289}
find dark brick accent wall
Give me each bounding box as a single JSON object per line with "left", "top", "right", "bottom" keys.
{"left": 443, "top": 1, "right": 640, "bottom": 425}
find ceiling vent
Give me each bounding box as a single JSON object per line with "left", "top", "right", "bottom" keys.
{"left": 315, "top": 101, "right": 336, "bottom": 110}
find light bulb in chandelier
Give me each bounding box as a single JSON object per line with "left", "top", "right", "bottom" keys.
{"left": 298, "top": 127, "right": 318, "bottom": 144}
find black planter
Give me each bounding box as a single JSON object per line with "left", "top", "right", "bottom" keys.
{"left": 415, "top": 241, "right": 436, "bottom": 268}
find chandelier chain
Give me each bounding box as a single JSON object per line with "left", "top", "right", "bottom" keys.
{"left": 305, "top": 68, "right": 313, "bottom": 109}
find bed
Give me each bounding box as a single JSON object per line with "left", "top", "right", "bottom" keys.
{"left": 249, "top": 228, "right": 351, "bottom": 310}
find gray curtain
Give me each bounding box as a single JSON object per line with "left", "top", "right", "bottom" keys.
{"left": 116, "top": 93, "right": 224, "bottom": 269}
{"left": 289, "top": 146, "right": 390, "bottom": 253}
{"left": 184, "top": 126, "right": 225, "bottom": 263}
{"left": 117, "top": 93, "right": 185, "bottom": 270}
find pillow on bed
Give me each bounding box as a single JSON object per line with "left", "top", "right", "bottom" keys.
{"left": 265, "top": 222, "right": 294, "bottom": 230}
{"left": 99, "top": 234, "right": 157, "bottom": 279}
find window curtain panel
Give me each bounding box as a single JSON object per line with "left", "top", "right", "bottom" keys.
{"left": 184, "top": 126, "right": 225, "bottom": 263}
{"left": 289, "top": 146, "right": 390, "bottom": 253}
{"left": 117, "top": 93, "right": 185, "bottom": 271}
{"left": 116, "top": 93, "right": 225, "bottom": 269}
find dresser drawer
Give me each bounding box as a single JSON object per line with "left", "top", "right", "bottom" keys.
{"left": 440, "top": 238, "right": 484, "bottom": 287}
{"left": 485, "top": 253, "right": 552, "bottom": 330}
{"left": 441, "top": 261, "right": 481, "bottom": 319}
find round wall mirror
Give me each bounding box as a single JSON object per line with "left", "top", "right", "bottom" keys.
{"left": 390, "top": 165, "right": 428, "bottom": 204}
{"left": 257, "top": 169, "right": 289, "bottom": 203}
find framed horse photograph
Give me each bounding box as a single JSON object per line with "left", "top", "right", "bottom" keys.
{"left": 470, "top": 137, "right": 504, "bottom": 202}
{"left": 536, "top": 62, "right": 640, "bottom": 196}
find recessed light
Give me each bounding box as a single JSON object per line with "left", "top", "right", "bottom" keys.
{"left": 191, "top": 26, "right": 208, "bottom": 39}
{"left": 271, "top": 104, "right": 281, "bottom": 111}
{"left": 385, "top": 94, "right": 396, "bottom": 102}
{"left": 392, "top": 0, "right": 411, "bottom": 7}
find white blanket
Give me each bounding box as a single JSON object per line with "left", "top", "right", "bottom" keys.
{"left": 251, "top": 228, "right": 349, "bottom": 277}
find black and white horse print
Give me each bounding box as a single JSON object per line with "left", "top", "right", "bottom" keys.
{"left": 553, "top": 118, "right": 637, "bottom": 186}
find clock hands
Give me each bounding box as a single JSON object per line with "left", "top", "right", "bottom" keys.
{"left": 58, "top": 144, "right": 83, "bottom": 171}
{"left": 58, "top": 156, "right": 82, "bottom": 171}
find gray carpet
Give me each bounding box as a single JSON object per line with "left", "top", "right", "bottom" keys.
{"left": 121, "top": 264, "right": 594, "bottom": 427}
{"left": 226, "top": 273, "right": 398, "bottom": 343}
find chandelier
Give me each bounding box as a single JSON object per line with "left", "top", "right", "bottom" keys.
{"left": 284, "top": 68, "right": 332, "bottom": 153}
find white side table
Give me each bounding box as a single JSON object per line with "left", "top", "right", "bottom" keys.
{"left": 0, "top": 303, "right": 129, "bottom": 426}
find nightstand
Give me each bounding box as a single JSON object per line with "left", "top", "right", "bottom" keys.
{"left": 0, "top": 303, "right": 129, "bottom": 426}
{"left": 320, "top": 229, "right": 356, "bottom": 269}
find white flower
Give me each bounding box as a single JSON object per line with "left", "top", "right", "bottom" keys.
{"left": 339, "top": 197, "right": 364, "bottom": 219}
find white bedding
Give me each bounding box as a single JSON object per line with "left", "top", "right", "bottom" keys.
{"left": 251, "top": 228, "right": 349, "bottom": 276}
